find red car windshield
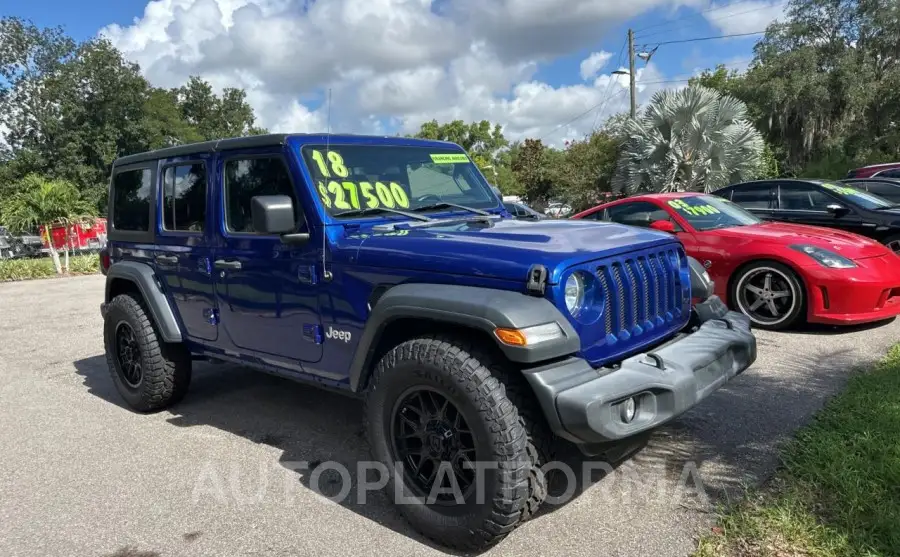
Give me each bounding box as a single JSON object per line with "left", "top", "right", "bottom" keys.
{"left": 667, "top": 195, "right": 761, "bottom": 231}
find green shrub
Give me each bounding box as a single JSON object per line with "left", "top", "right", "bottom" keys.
{"left": 0, "top": 254, "right": 100, "bottom": 282}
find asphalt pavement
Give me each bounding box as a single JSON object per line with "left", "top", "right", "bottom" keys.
{"left": 1, "top": 274, "right": 897, "bottom": 557}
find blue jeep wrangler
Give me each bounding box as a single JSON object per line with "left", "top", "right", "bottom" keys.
{"left": 99, "top": 133, "right": 756, "bottom": 550}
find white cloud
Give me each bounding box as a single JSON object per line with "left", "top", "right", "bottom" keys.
{"left": 99, "top": 0, "right": 714, "bottom": 146}
{"left": 580, "top": 51, "right": 614, "bottom": 81}
{"left": 703, "top": 0, "right": 785, "bottom": 35}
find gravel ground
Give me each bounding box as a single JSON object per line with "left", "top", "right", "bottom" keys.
{"left": 1, "top": 274, "right": 897, "bottom": 557}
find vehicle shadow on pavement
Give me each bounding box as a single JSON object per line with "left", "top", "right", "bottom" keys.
{"left": 72, "top": 342, "right": 871, "bottom": 554}
{"left": 789, "top": 316, "right": 896, "bottom": 336}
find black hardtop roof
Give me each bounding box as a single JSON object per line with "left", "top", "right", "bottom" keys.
{"left": 112, "top": 133, "right": 459, "bottom": 167}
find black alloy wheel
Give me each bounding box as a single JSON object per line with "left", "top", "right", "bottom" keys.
{"left": 391, "top": 387, "right": 478, "bottom": 504}
{"left": 114, "top": 321, "right": 143, "bottom": 388}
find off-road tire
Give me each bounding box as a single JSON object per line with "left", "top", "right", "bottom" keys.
{"left": 489, "top": 366, "right": 554, "bottom": 522}
{"left": 364, "top": 335, "right": 550, "bottom": 551}
{"left": 103, "top": 292, "right": 191, "bottom": 412}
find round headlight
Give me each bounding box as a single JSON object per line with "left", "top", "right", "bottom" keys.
{"left": 565, "top": 272, "right": 585, "bottom": 315}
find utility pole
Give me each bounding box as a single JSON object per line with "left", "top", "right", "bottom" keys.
{"left": 628, "top": 28, "right": 637, "bottom": 119}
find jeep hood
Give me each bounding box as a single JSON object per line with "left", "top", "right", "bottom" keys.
{"left": 349, "top": 218, "right": 677, "bottom": 283}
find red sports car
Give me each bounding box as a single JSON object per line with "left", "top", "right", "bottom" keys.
{"left": 572, "top": 192, "right": 900, "bottom": 330}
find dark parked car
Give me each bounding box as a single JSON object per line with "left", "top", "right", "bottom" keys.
{"left": 0, "top": 226, "right": 43, "bottom": 259}
{"left": 846, "top": 162, "right": 900, "bottom": 179}
{"left": 840, "top": 177, "right": 900, "bottom": 204}
{"left": 503, "top": 201, "right": 546, "bottom": 220}
{"left": 714, "top": 179, "right": 900, "bottom": 253}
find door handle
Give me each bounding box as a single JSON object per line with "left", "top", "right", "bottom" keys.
{"left": 154, "top": 255, "right": 178, "bottom": 265}
{"left": 214, "top": 259, "right": 242, "bottom": 270}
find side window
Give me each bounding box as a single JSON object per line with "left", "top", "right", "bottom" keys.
{"left": 778, "top": 183, "right": 833, "bottom": 210}
{"left": 162, "top": 163, "right": 207, "bottom": 232}
{"left": 579, "top": 209, "right": 605, "bottom": 220}
{"left": 865, "top": 182, "right": 900, "bottom": 201}
{"left": 877, "top": 169, "right": 900, "bottom": 178}
{"left": 606, "top": 202, "right": 668, "bottom": 227}
{"left": 503, "top": 203, "right": 521, "bottom": 216}
{"left": 729, "top": 184, "right": 774, "bottom": 209}
{"left": 112, "top": 168, "right": 152, "bottom": 232}
{"left": 224, "top": 157, "right": 299, "bottom": 234}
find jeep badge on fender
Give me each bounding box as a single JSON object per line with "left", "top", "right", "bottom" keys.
{"left": 98, "top": 133, "right": 757, "bottom": 552}
{"left": 325, "top": 326, "right": 351, "bottom": 342}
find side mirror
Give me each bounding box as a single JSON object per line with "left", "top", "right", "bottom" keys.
{"left": 826, "top": 203, "right": 847, "bottom": 215}
{"left": 250, "top": 195, "right": 309, "bottom": 244}
{"left": 649, "top": 220, "right": 676, "bottom": 233}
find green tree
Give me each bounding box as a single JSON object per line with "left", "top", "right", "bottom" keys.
{"left": 512, "top": 139, "right": 560, "bottom": 205}
{"left": 0, "top": 174, "right": 95, "bottom": 273}
{"left": 612, "top": 86, "right": 765, "bottom": 194}
{"left": 691, "top": 0, "right": 900, "bottom": 174}
{"left": 414, "top": 119, "right": 509, "bottom": 159}
{"left": 556, "top": 132, "right": 619, "bottom": 212}
{"left": 176, "top": 76, "right": 264, "bottom": 140}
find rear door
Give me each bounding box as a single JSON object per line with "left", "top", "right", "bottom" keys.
{"left": 726, "top": 182, "right": 777, "bottom": 220}
{"left": 152, "top": 156, "right": 218, "bottom": 342}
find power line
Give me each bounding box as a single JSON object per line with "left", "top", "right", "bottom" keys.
{"left": 539, "top": 89, "right": 628, "bottom": 142}
{"left": 591, "top": 39, "right": 629, "bottom": 131}
{"left": 642, "top": 30, "right": 766, "bottom": 47}
{"left": 636, "top": 1, "right": 786, "bottom": 41}
{"left": 633, "top": 0, "right": 773, "bottom": 33}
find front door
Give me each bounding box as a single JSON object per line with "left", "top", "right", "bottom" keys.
{"left": 151, "top": 158, "right": 218, "bottom": 342}
{"left": 212, "top": 150, "right": 323, "bottom": 365}
{"left": 775, "top": 182, "right": 869, "bottom": 237}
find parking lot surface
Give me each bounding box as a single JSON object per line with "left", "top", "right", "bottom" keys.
{"left": 1, "top": 274, "right": 898, "bottom": 557}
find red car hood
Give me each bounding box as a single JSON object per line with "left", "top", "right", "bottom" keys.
{"left": 713, "top": 222, "right": 890, "bottom": 259}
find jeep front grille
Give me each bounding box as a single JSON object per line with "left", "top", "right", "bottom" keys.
{"left": 596, "top": 247, "right": 684, "bottom": 338}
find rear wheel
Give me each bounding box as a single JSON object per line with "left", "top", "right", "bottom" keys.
{"left": 365, "top": 335, "right": 550, "bottom": 551}
{"left": 731, "top": 261, "right": 805, "bottom": 330}
{"left": 103, "top": 293, "right": 192, "bottom": 411}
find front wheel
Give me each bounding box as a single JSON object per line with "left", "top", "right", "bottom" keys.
{"left": 881, "top": 233, "right": 900, "bottom": 254}
{"left": 730, "top": 261, "right": 805, "bottom": 330}
{"left": 364, "top": 336, "right": 545, "bottom": 551}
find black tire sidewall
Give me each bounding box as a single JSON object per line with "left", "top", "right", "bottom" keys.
{"left": 731, "top": 260, "right": 805, "bottom": 330}
{"left": 366, "top": 344, "right": 524, "bottom": 543}
{"left": 104, "top": 297, "right": 151, "bottom": 408}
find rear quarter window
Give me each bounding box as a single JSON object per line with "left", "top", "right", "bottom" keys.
{"left": 112, "top": 168, "right": 153, "bottom": 232}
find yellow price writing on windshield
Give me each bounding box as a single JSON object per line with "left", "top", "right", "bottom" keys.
{"left": 822, "top": 183, "right": 858, "bottom": 196}
{"left": 668, "top": 199, "right": 721, "bottom": 216}
{"left": 430, "top": 153, "right": 470, "bottom": 164}
{"left": 317, "top": 180, "right": 410, "bottom": 211}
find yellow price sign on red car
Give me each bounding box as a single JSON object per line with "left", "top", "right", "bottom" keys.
{"left": 667, "top": 198, "right": 721, "bottom": 216}
{"left": 308, "top": 149, "right": 411, "bottom": 210}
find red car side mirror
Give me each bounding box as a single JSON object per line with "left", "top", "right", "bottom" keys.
{"left": 649, "top": 220, "right": 676, "bottom": 233}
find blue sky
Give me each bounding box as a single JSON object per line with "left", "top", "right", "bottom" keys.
{"left": 0, "top": 0, "right": 784, "bottom": 144}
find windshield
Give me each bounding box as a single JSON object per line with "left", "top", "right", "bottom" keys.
{"left": 298, "top": 145, "right": 500, "bottom": 218}
{"left": 819, "top": 182, "right": 894, "bottom": 210}
{"left": 667, "top": 195, "right": 761, "bottom": 231}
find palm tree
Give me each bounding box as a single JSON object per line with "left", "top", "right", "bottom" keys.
{"left": 612, "top": 86, "right": 765, "bottom": 194}
{"left": 0, "top": 175, "right": 95, "bottom": 274}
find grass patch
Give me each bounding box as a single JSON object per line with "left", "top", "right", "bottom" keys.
{"left": 696, "top": 345, "right": 900, "bottom": 557}
{"left": 0, "top": 254, "right": 100, "bottom": 282}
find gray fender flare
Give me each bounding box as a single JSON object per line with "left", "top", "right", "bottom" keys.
{"left": 348, "top": 283, "right": 581, "bottom": 392}
{"left": 105, "top": 261, "right": 183, "bottom": 343}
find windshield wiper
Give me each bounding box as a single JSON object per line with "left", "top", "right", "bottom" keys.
{"left": 336, "top": 206, "right": 433, "bottom": 221}
{"left": 411, "top": 202, "right": 491, "bottom": 216}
